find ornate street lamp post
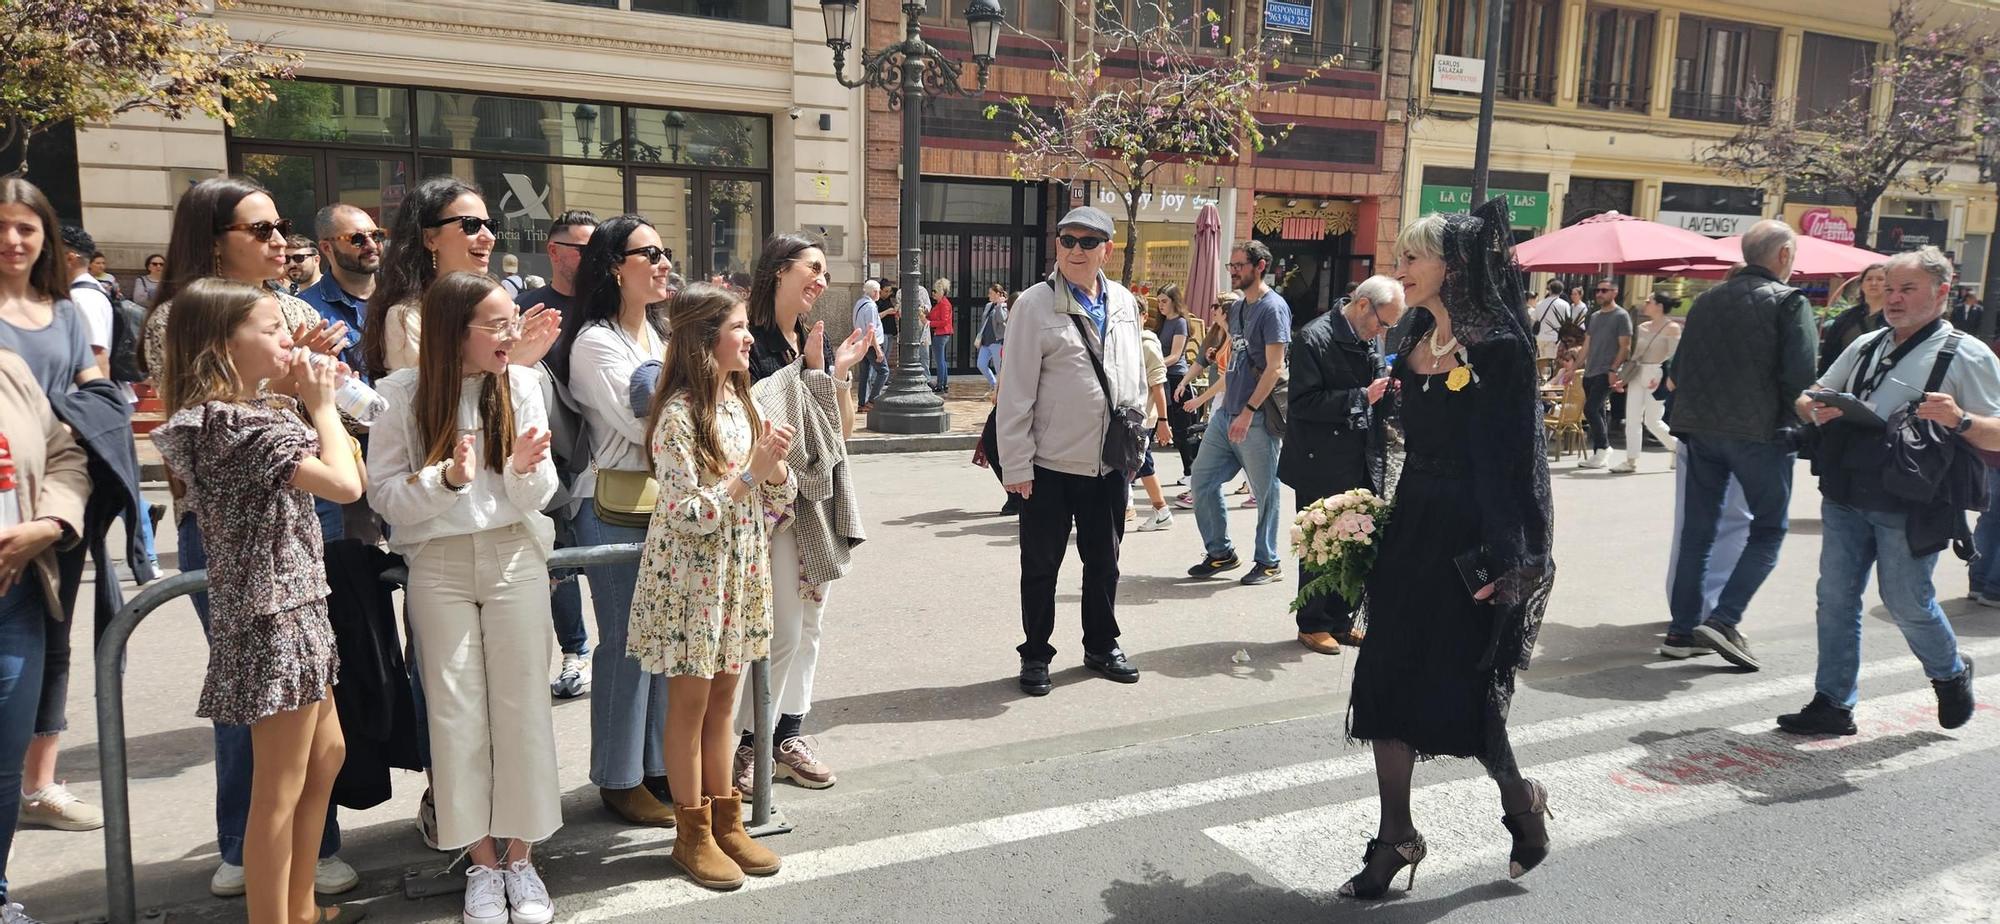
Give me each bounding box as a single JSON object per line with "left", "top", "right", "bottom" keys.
{"left": 821, "top": 0, "right": 1003, "bottom": 433}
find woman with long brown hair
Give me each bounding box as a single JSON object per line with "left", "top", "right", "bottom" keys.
{"left": 366, "top": 272, "right": 561, "bottom": 924}
{"left": 362, "top": 176, "right": 498, "bottom": 380}
{"left": 632, "top": 283, "right": 795, "bottom": 890}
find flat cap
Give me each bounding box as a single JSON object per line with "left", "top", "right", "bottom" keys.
{"left": 1055, "top": 206, "right": 1115, "bottom": 239}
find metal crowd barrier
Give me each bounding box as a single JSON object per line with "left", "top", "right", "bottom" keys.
{"left": 94, "top": 542, "right": 787, "bottom": 924}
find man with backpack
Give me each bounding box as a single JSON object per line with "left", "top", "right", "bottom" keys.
{"left": 1530, "top": 279, "right": 1574, "bottom": 360}
{"left": 1786, "top": 246, "right": 1998, "bottom": 736}
{"left": 62, "top": 227, "right": 143, "bottom": 404}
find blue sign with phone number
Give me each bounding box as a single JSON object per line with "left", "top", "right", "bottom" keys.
{"left": 1264, "top": 0, "right": 1312, "bottom": 34}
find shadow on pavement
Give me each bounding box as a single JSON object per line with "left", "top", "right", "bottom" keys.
{"left": 54, "top": 725, "right": 213, "bottom": 785}
{"left": 1099, "top": 864, "right": 1525, "bottom": 923}
{"left": 1522, "top": 624, "right": 1747, "bottom": 703}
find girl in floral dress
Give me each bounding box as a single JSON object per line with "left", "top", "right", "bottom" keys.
{"left": 151, "top": 278, "right": 367, "bottom": 924}
{"left": 631, "top": 283, "right": 796, "bottom": 891}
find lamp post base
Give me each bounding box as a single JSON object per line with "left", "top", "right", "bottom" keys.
{"left": 866, "top": 382, "right": 952, "bottom": 434}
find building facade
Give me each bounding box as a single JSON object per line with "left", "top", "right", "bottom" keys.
{"left": 71, "top": 0, "right": 867, "bottom": 299}
{"left": 1404, "top": 0, "right": 2000, "bottom": 299}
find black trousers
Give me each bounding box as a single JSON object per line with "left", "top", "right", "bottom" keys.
{"left": 1582, "top": 373, "right": 1613, "bottom": 451}
{"left": 1164, "top": 369, "right": 1199, "bottom": 475}
{"left": 1018, "top": 465, "right": 1127, "bottom": 663}
{"left": 1293, "top": 492, "right": 1358, "bottom": 635}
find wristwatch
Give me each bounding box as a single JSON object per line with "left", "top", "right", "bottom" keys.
{"left": 1956, "top": 412, "right": 1976, "bottom": 434}
{"left": 739, "top": 469, "right": 758, "bottom": 488}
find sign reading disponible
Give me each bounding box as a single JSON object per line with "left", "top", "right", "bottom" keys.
{"left": 1264, "top": 0, "right": 1312, "bottom": 34}
{"left": 1418, "top": 184, "right": 1547, "bottom": 228}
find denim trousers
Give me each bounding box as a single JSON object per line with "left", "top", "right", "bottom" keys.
{"left": 1190, "top": 420, "right": 1283, "bottom": 565}
{"left": 931, "top": 335, "right": 952, "bottom": 388}
{"left": 1668, "top": 434, "right": 1795, "bottom": 637}
{"left": 550, "top": 509, "right": 590, "bottom": 657}
{"left": 573, "top": 503, "right": 667, "bottom": 789}
{"left": 855, "top": 354, "right": 889, "bottom": 406}
{"left": 1665, "top": 442, "right": 1750, "bottom": 619}
{"left": 178, "top": 516, "right": 339, "bottom": 865}
{"left": 1969, "top": 467, "right": 2000, "bottom": 595}
{"left": 1814, "top": 501, "right": 1967, "bottom": 708}
{"left": 976, "top": 343, "right": 1003, "bottom": 387}
{"left": 0, "top": 581, "right": 47, "bottom": 901}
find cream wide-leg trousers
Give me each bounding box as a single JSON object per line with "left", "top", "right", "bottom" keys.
{"left": 738, "top": 524, "right": 828, "bottom": 735}
{"left": 405, "top": 523, "right": 562, "bottom": 850}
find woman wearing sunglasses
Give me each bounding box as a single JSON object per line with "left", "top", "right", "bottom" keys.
{"left": 549, "top": 214, "right": 681, "bottom": 827}
{"left": 130, "top": 253, "right": 166, "bottom": 308}
{"left": 365, "top": 176, "right": 501, "bottom": 380}
{"left": 140, "top": 175, "right": 362, "bottom": 902}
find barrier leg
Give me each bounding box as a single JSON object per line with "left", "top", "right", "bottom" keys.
{"left": 747, "top": 657, "right": 790, "bottom": 836}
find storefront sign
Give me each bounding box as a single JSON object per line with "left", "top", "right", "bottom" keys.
{"left": 1879, "top": 216, "right": 1949, "bottom": 252}
{"left": 1786, "top": 205, "right": 1857, "bottom": 245}
{"left": 1263, "top": 0, "right": 1312, "bottom": 34}
{"left": 1432, "top": 55, "right": 1485, "bottom": 93}
{"left": 1418, "top": 184, "right": 1547, "bottom": 228}
{"left": 1251, "top": 197, "right": 1360, "bottom": 239}
{"left": 1095, "top": 186, "right": 1221, "bottom": 224}
{"left": 1657, "top": 210, "right": 1757, "bottom": 238}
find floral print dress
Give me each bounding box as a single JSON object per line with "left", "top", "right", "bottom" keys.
{"left": 629, "top": 391, "right": 796, "bottom": 677}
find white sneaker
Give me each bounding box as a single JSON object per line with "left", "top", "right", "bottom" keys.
{"left": 1134, "top": 507, "right": 1174, "bottom": 531}
{"left": 0, "top": 902, "right": 43, "bottom": 924}
{"left": 19, "top": 782, "right": 102, "bottom": 831}
{"left": 315, "top": 855, "right": 360, "bottom": 894}
{"left": 463, "top": 864, "right": 509, "bottom": 924}
{"left": 1578, "top": 450, "right": 1607, "bottom": 469}
{"left": 1609, "top": 458, "right": 1637, "bottom": 474}
{"left": 551, "top": 653, "right": 591, "bottom": 699}
{"left": 209, "top": 861, "right": 246, "bottom": 897}
{"left": 503, "top": 859, "right": 555, "bottom": 924}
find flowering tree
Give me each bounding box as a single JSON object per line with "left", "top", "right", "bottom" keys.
{"left": 0, "top": 0, "right": 296, "bottom": 176}
{"left": 986, "top": 3, "right": 1338, "bottom": 282}
{"left": 1701, "top": 0, "right": 2000, "bottom": 251}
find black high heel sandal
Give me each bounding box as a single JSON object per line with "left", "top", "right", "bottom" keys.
{"left": 1502, "top": 778, "right": 1553, "bottom": 879}
{"left": 1337, "top": 833, "right": 1428, "bottom": 899}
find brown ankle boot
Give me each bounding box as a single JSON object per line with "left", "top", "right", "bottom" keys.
{"left": 601, "top": 784, "right": 675, "bottom": 827}
{"left": 711, "top": 789, "right": 781, "bottom": 875}
{"left": 670, "top": 798, "right": 744, "bottom": 890}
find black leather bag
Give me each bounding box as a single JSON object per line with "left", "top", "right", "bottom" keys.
{"left": 1072, "top": 315, "right": 1148, "bottom": 481}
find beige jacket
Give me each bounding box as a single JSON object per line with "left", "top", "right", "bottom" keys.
{"left": 0, "top": 351, "right": 88, "bottom": 620}
{"left": 995, "top": 273, "right": 1147, "bottom": 484}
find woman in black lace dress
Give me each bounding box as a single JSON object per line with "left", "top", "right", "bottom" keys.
{"left": 1340, "top": 199, "right": 1557, "bottom": 899}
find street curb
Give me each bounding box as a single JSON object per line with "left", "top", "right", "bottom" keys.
{"left": 845, "top": 433, "right": 980, "bottom": 454}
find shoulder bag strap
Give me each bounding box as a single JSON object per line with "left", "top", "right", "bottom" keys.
{"left": 1924, "top": 331, "right": 1965, "bottom": 394}
{"left": 1071, "top": 314, "right": 1116, "bottom": 409}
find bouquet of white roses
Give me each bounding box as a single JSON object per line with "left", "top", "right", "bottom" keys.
{"left": 1290, "top": 488, "right": 1391, "bottom": 611}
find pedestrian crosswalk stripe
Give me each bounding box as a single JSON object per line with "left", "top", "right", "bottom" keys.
{"left": 567, "top": 640, "right": 2000, "bottom": 918}
{"left": 1801, "top": 851, "right": 2000, "bottom": 924}
{"left": 1203, "top": 685, "right": 1999, "bottom": 896}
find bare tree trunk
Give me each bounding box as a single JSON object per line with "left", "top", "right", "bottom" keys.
{"left": 1122, "top": 192, "right": 1141, "bottom": 285}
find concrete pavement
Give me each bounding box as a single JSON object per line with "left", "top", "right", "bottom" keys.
{"left": 23, "top": 442, "right": 2000, "bottom": 923}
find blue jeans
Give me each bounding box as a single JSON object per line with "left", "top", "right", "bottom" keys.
{"left": 1970, "top": 467, "right": 2000, "bottom": 595}
{"left": 1665, "top": 442, "right": 1751, "bottom": 618}
{"left": 856, "top": 353, "right": 889, "bottom": 406}
{"left": 931, "top": 335, "right": 951, "bottom": 388}
{"left": 1815, "top": 501, "right": 1967, "bottom": 708}
{"left": 1190, "top": 420, "right": 1283, "bottom": 565}
{"left": 977, "top": 343, "right": 1002, "bottom": 387}
{"left": 550, "top": 510, "right": 589, "bottom": 657}
{"left": 573, "top": 503, "right": 667, "bottom": 789}
{"left": 1668, "top": 434, "right": 1795, "bottom": 637}
{"left": 177, "top": 516, "right": 339, "bottom": 865}
{"left": 0, "top": 582, "right": 46, "bottom": 901}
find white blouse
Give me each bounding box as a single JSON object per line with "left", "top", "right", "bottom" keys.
{"left": 568, "top": 320, "right": 664, "bottom": 501}
{"left": 365, "top": 365, "right": 559, "bottom": 557}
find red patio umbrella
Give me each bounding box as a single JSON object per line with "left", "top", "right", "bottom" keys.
{"left": 1512, "top": 211, "right": 1732, "bottom": 274}
{"left": 1654, "top": 234, "right": 1886, "bottom": 281}
{"left": 1186, "top": 203, "right": 1222, "bottom": 325}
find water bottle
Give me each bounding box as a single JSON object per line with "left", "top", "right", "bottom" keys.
{"left": 0, "top": 433, "right": 18, "bottom": 530}
{"left": 293, "top": 348, "right": 388, "bottom": 424}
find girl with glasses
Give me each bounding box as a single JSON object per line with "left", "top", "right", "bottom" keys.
{"left": 366, "top": 272, "right": 561, "bottom": 924}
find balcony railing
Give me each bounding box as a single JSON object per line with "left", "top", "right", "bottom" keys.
{"left": 1580, "top": 79, "right": 1650, "bottom": 113}
{"left": 1671, "top": 90, "right": 1765, "bottom": 125}
{"left": 1277, "top": 38, "right": 1384, "bottom": 72}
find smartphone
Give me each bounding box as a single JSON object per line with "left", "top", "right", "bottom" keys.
{"left": 1454, "top": 549, "right": 1493, "bottom": 602}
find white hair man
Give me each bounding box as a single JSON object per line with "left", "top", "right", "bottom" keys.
{"left": 852, "top": 278, "right": 888, "bottom": 408}
{"left": 1277, "top": 275, "right": 1407, "bottom": 655}
{"left": 1788, "top": 245, "right": 1995, "bottom": 735}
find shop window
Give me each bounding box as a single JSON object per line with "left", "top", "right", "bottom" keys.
{"left": 1580, "top": 6, "right": 1653, "bottom": 113}
{"left": 417, "top": 157, "right": 627, "bottom": 281}
{"left": 1564, "top": 177, "right": 1635, "bottom": 226}
{"left": 627, "top": 108, "right": 770, "bottom": 170}
{"left": 233, "top": 81, "right": 411, "bottom": 147}
{"left": 707, "top": 177, "right": 767, "bottom": 279}
{"left": 1436, "top": 0, "right": 1560, "bottom": 103}
{"left": 1798, "top": 33, "right": 1875, "bottom": 119}
{"left": 926, "top": 0, "right": 1064, "bottom": 38}
{"left": 1672, "top": 16, "right": 1778, "bottom": 124}
{"left": 631, "top": 0, "right": 788, "bottom": 28}
{"left": 416, "top": 90, "right": 622, "bottom": 162}
{"left": 1272, "top": 0, "right": 1382, "bottom": 71}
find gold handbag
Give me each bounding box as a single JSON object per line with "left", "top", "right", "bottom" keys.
{"left": 592, "top": 468, "right": 657, "bottom": 529}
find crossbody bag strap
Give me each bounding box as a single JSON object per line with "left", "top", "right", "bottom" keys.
{"left": 1071, "top": 313, "right": 1116, "bottom": 407}
{"left": 1924, "top": 331, "right": 1965, "bottom": 394}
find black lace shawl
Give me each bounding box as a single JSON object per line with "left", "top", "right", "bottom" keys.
{"left": 1409, "top": 197, "right": 1557, "bottom": 672}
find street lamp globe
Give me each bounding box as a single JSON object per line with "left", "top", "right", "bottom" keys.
{"left": 820, "top": 0, "right": 857, "bottom": 51}
{"left": 963, "top": 0, "right": 1004, "bottom": 65}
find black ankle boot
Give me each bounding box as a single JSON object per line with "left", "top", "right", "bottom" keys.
{"left": 1502, "top": 779, "right": 1553, "bottom": 879}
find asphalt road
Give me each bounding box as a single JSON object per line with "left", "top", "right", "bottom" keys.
{"left": 28, "top": 445, "right": 2000, "bottom": 923}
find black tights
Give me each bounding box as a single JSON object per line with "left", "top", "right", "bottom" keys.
{"left": 1369, "top": 736, "right": 1534, "bottom": 841}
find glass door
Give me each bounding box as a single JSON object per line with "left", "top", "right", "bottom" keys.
{"left": 630, "top": 172, "right": 695, "bottom": 283}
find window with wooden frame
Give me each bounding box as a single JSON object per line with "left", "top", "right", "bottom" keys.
{"left": 1435, "top": 0, "right": 1561, "bottom": 103}
{"left": 1580, "top": 6, "right": 1653, "bottom": 112}
{"left": 1267, "top": 0, "right": 1382, "bottom": 71}
{"left": 1094, "top": 0, "right": 1229, "bottom": 49}
{"left": 924, "top": 0, "right": 1065, "bottom": 39}
{"left": 1671, "top": 15, "right": 1778, "bottom": 123}
{"left": 1797, "top": 32, "right": 1875, "bottom": 119}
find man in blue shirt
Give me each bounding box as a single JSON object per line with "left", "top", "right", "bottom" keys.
{"left": 298, "top": 203, "right": 382, "bottom": 378}
{"left": 1187, "top": 240, "right": 1292, "bottom": 585}
{"left": 852, "top": 279, "right": 888, "bottom": 408}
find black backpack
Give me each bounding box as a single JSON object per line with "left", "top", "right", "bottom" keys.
{"left": 72, "top": 279, "right": 146, "bottom": 384}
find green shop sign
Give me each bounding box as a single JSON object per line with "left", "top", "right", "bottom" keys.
{"left": 1419, "top": 185, "right": 1548, "bottom": 228}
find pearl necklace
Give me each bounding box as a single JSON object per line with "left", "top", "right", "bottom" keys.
{"left": 1426, "top": 327, "right": 1459, "bottom": 359}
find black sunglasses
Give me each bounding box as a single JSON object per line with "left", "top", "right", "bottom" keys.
{"left": 1058, "top": 234, "right": 1106, "bottom": 251}
{"left": 623, "top": 245, "right": 672, "bottom": 265}
{"left": 427, "top": 215, "right": 501, "bottom": 236}
{"left": 284, "top": 253, "right": 317, "bottom": 264}
{"left": 338, "top": 229, "right": 388, "bottom": 248}
{"left": 549, "top": 240, "right": 588, "bottom": 251}
{"left": 218, "top": 219, "right": 293, "bottom": 241}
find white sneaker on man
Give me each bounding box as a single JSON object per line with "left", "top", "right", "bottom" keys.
{"left": 551, "top": 653, "right": 590, "bottom": 699}
{"left": 463, "top": 864, "right": 509, "bottom": 924}
{"left": 1134, "top": 507, "right": 1174, "bottom": 531}
{"left": 1578, "top": 450, "right": 1607, "bottom": 469}
{"left": 316, "top": 855, "right": 360, "bottom": 894}
{"left": 1609, "top": 457, "right": 1638, "bottom": 474}
{"left": 209, "top": 861, "right": 246, "bottom": 897}
{"left": 503, "top": 859, "right": 555, "bottom": 924}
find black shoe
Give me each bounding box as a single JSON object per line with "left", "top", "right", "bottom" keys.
{"left": 1186, "top": 553, "right": 1242, "bottom": 578}
{"left": 1935, "top": 655, "right": 1976, "bottom": 730}
{"left": 1777, "top": 693, "right": 1858, "bottom": 736}
{"left": 1240, "top": 561, "right": 1281, "bottom": 586}
{"left": 1337, "top": 833, "right": 1427, "bottom": 899}
{"left": 1694, "top": 619, "right": 1761, "bottom": 670}
{"left": 1018, "top": 659, "right": 1052, "bottom": 696}
{"left": 1083, "top": 648, "right": 1140, "bottom": 683}
{"left": 1000, "top": 496, "right": 1023, "bottom": 515}
{"left": 1657, "top": 633, "right": 1714, "bottom": 660}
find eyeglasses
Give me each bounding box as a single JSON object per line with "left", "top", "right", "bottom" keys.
{"left": 467, "top": 317, "right": 526, "bottom": 339}
{"left": 623, "top": 246, "right": 672, "bottom": 265}
{"left": 1057, "top": 234, "right": 1106, "bottom": 251}
{"left": 284, "top": 253, "right": 317, "bottom": 264}
{"left": 427, "top": 215, "right": 501, "bottom": 236}
{"left": 218, "top": 219, "right": 293, "bottom": 241}
{"left": 338, "top": 230, "right": 388, "bottom": 248}
{"left": 1226, "top": 261, "right": 1252, "bottom": 270}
